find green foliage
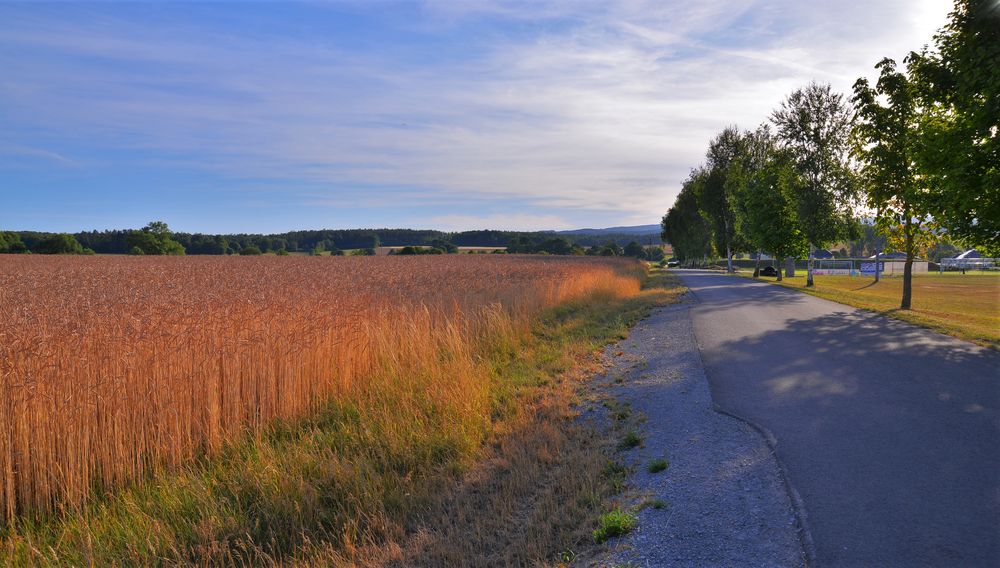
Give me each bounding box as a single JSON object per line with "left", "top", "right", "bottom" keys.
{"left": 700, "top": 126, "right": 749, "bottom": 266}
{"left": 852, "top": 58, "right": 933, "bottom": 308}
{"left": 239, "top": 246, "right": 263, "bottom": 256}
{"left": 429, "top": 238, "right": 458, "bottom": 253}
{"left": 771, "top": 83, "right": 859, "bottom": 257}
{"left": 661, "top": 171, "right": 715, "bottom": 264}
{"left": 593, "top": 508, "right": 638, "bottom": 543}
{"left": 907, "top": 0, "right": 1000, "bottom": 255}
{"left": 35, "top": 233, "right": 84, "bottom": 255}
{"left": 397, "top": 246, "right": 444, "bottom": 255}
{"left": 733, "top": 149, "right": 809, "bottom": 277}
{"left": 644, "top": 247, "right": 665, "bottom": 262}
{"left": 126, "top": 221, "right": 186, "bottom": 255}
{"left": 623, "top": 241, "right": 646, "bottom": 259}
{"left": 618, "top": 431, "right": 642, "bottom": 450}
{"left": 505, "top": 236, "right": 577, "bottom": 255}
{"left": 926, "top": 238, "right": 962, "bottom": 263}
{"left": 599, "top": 242, "right": 623, "bottom": 257}
{"left": 0, "top": 231, "right": 28, "bottom": 254}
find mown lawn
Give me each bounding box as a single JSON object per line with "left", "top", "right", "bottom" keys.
{"left": 742, "top": 271, "right": 1000, "bottom": 349}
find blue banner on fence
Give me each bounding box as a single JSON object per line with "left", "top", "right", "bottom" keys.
{"left": 861, "top": 262, "right": 884, "bottom": 275}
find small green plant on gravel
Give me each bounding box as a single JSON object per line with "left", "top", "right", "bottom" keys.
{"left": 593, "top": 507, "right": 638, "bottom": 543}
{"left": 637, "top": 498, "right": 667, "bottom": 511}
{"left": 647, "top": 458, "right": 668, "bottom": 473}
{"left": 618, "top": 430, "right": 642, "bottom": 450}
{"left": 604, "top": 400, "right": 631, "bottom": 421}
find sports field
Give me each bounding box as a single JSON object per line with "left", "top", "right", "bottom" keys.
{"left": 744, "top": 271, "right": 1000, "bottom": 348}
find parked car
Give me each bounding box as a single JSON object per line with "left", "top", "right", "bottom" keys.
{"left": 666, "top": 260, "right": 679, "bottom": 267}
{"left": 759, "top": 265, "right": 778, "bottom": 277}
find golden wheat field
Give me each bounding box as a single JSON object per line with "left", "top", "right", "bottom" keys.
{"left": 0, "top": 255, "right": 642, "bottom": 525}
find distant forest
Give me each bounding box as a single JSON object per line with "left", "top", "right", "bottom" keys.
{"left": 6, "top": 227, "right": 664, "bottom": 256}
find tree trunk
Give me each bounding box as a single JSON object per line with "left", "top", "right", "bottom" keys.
{"left": 901, "top": 217, "right": 913, "bottom": 310}
{"left": 726, "top": 244, "right": 733, "bottom": 274}
{"left": 806, "top": 243, "right": 815, "bottom": 287}
{"left": 777, "top": 257, "right": 783, "bottom": 281}
{"left": 753, "top": 251, "right": 761, "bottom": 278}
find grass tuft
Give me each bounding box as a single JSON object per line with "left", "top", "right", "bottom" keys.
{"left": 593, "top": 507, "right": 638, "bottom": 543}
{"left": 637, "top": 497, "right": 667, "bottom": 511}
{"left": 647, "top": 458, "right": 669, "bottom": 474}
{"left": 618, "top": 430, "right": 643, "bottom": 450}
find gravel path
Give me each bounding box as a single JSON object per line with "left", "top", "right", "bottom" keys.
{"left": 596, "top": 298, "right": 805, "bottom": 567}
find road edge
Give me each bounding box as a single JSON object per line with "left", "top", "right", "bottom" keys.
{"left": 682, "top": 280, "right": 818, "bottom": 568}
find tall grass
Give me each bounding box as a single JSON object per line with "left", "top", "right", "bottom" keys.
{"left": 0, "top": 255, "right": 641, "bottom": 527}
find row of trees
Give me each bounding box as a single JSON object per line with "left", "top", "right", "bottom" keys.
{"left": 662, "top": 0, "right": 998, "bottom": 309}
{"left": 505, "top": 235, "right": 665, "bottom": 259}
{"left": 1, "top": 223, "right": 187, "bottom": 256}
{"left": 3, "top": 221, "right": 667, "bottom": 262}
{"left": 1, "top": 231, "right": 92, "bottom": 255}
{"left": 3, "top": 226, "right": 664, "bottom": 256}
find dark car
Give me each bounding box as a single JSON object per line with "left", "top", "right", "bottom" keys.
{"left": 759, "top": 265, "right": 778, "bottom": 277}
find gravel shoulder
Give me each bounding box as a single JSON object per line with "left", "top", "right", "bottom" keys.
{"left": 594, "top": 297, "right": 805, "bottom": 567}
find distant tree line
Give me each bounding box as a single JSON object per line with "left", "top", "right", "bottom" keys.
{"left": 1, "top": 225, "right": 664, "bottom": 257}
{"left": 505, "top": 235, "right": 665, "bottom": 260}
{"left": 661, "top": 0, "right": 998, "bottom": 309}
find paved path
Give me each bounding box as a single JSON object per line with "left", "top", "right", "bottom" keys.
{"left": 676, "top": 270, "right": 1000, "bottom": 567}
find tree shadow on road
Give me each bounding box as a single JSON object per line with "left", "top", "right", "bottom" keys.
{"left": 700, "top": 308, "right": 1000, "bottom": 566}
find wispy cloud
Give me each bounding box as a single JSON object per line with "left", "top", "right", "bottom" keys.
{"left": 426, "top": 212, "right": 575, "bottom": 232}
{"left": 0, "top": 0, "right": 951, "bottom": 232}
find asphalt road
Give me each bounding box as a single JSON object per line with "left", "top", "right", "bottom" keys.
{"left": 675, "top": 269, "right": 1000, "bottom": 567}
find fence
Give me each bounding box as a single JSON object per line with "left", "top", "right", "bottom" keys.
{"left": 729, "top": 257, "right": 937, "bottom": 276}
{"left": 940, "top": 257, "right": 998, "bottom": 272}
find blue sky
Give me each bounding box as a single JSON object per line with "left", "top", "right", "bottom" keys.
{"left": 1, "top": 0, "right": 950, "bottom": 234}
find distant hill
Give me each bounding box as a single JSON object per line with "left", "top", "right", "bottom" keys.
{"left": 556, "top": 224, "right": 661, "bottom": 236}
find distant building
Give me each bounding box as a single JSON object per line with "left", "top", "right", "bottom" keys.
{"left": 865, "top": 252, "right": 928, "bottom": 275}
{"left": 941, "top": 249, "right": 996, "bottom": 271}
{"left": 869, "top": 251, "right": 910, "bottom": 260}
